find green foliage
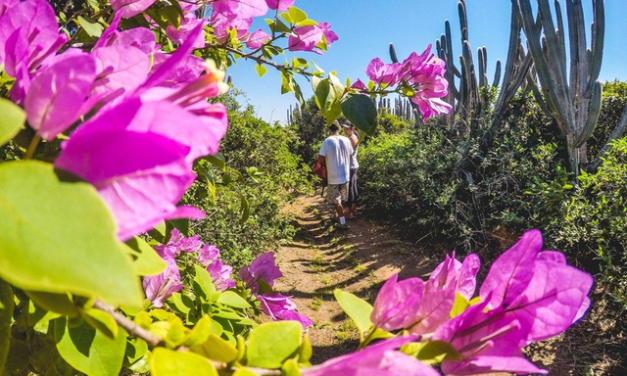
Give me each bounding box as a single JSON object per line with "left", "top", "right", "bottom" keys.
{"left": 0, "top": 161, "right": 142, "bottom": 308}
{"left": 0, "top": 98, "right": 25, "bottom": 146}
{"left": 544, "top": 138, "right": 627, "bottom": 303}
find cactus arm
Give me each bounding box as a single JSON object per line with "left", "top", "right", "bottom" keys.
{"left": 389, "top": 43, "right": 399, "bottom": 64}
{"left": 537, "top": 0, "right": 567, "bottom": 84}
{"left": 554, "top": 0, "right": 567, "bottom": 73}
{"left": 492, "top": 59, "right": 502, "bottom": 88}
{"left": 589, "top": 105, "right": 627, "bottom": 170}
{"left": 478, "top": 47, "right": 487, "bottom": 87}
{"left": 587, "top": 0, "right": 604, "bottom": 94}
{"left": 575, "top": 80, "right": 602, "bottom": 147}
{"left": 458, "top": 1, "right": 469, "bottom": 42}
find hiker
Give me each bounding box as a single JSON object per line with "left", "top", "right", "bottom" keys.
{"left": 317, "top": 121, "right": 353, "bottom": 229}
{"left": 342, "top": 121, "right": 360, "bottom": 219}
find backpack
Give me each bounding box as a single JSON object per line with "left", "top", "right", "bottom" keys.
{"left": 312, "top": 160, "right": 327, "bottom": 186}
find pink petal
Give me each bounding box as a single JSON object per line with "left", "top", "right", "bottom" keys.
{"left": 25, "top": 54, "right": 97, "bottom": 141}
{"left": 288, "top": 25, "right": 323, "bottom": 53}
{"left": 264, "top": 0, "right": 295, "bottom": 11}
{"left": 480, "top": 229, "right": 543, "bottom": 308}
{"left": 110, "top": 0, "right": 157, "bottom": 18}
{"left": 91, "top": 45, "right": 150, "bottom": 97}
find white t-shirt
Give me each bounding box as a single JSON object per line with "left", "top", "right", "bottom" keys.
{"left": 349, "top": 134, "right": 359, "bottom": 169}
{"left": 319, "top": 135, "right": 353, "bottom": 185}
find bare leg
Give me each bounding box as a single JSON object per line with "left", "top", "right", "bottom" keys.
{"left": 334, "top": 202, "right": 345, "bottom": 218}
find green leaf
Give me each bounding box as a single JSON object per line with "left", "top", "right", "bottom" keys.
{"left": 234, "top": 368, "right": 258, "bottom": 376}
{"left": 255, "top": 64, "right": 267, "bottom": 78}
{"left": 298, "top": 335, "right": 312, "bottom": 365}
{"left": 80, "top": 307, "right": 119, "bottom": 339}
{"left": 192, "top": 333, "right": 239, "bottom": 363}
{"left": 204, "top": 153, "right": 226, "bottom": 171}
{"left": 76, "top": 16, "right": 103, "bottom": 38}
{"left": 150, "top": 348, "right": 218, "bottom": 376}
{"left": 125, "top": 338, "right": 148, "bottom": 365}
{"left": 0, "top": 98, "right": 25, "bottom": 146}
{"left": 217, "top": 291, "right": 251, "bottom": 309}
{"left": 246, "top": 321, "right": 302, "bottom": 369}
{"left": 328, "top": 74, "right": 345, "bottom": 97}
{"left": 288, "top": 7, "right": 307, "bottom": 23}
{"left": 183, "top": 315, "right": 212, "bottom": 347}
{"left": 54, "top": 317, "right": 127, "bottom": 376}
{"left": 281, "top": 359, "right": 302, "bottom": 376}
{"left": 239, "top": 194, "right": 250, "bottom": 224}
{"left": 400, "top": 340, "right": 462, "bottom": 365}
{"left": 194, "top": 265, "right": 218, "bottom": 302}
{"left": 450, "top": 293, "right": 469, "bottom": 318}
{"left": 148, "top": 221, "right": 167, "bottom": 243}
{"left": 333, "top": 289, "right": 373, "bottom": 337}
{"left": 314, "top": 78, "right": 334, "bottom": 113}
{"left": 125, "top": 237, "right": 167, "bottom": 276}
{"left": 0, "top": 279, "right": 13, "bottom": 372}
{"left": 340, "top": 94, "right": 377, "bottom": 136}
{"left": 145, "top": 6, "right": 181, "bottom": 29}
{"left": 169, "top": 293, "right": 194, "bottom": 315}
{"left": 0, "top": 161, "right": 142, "bottom": 308}
{"left": 25, "top": 290, "right": 79, "bottom": 317}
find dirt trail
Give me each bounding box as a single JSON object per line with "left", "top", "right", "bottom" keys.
{"left": 272, "top": 193, "right": 505, "bottom": 376}
{"left": 274, "top": 193, "right": 437, "bottom": 362}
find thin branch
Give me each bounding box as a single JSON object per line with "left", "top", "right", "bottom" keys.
{"left": 93, "top": 300, "right": 163, "bottom": 347}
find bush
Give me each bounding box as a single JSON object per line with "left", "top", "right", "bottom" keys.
{"left": 545, "top": 138, "right": 627, "bottom": 303}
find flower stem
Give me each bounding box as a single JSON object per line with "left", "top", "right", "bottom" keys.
{"left": 24, "top": 135, "right": 41, "bottom": 160}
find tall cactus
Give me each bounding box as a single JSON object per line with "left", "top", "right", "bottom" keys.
{"left": 435, "top": 0, "right": 534, "bottom": 129}
{"left": 517, "top": 0, "right": 606, "bottom": 174}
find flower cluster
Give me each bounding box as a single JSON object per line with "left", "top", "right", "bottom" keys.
{"left": 143, "top": 229, "right": 236, "bottom": 307}
{"left": 110, "top": 0, "right": 338, "bottom": 55}
{"left": 349, "top": 230, "right": 592, "bottom": 375}
{"left": 240, "top": 252, "right": 314, "bottom": 328}
{"left": 363, "top": 44, "right": 452, "bottom": 121}
{"left": 0, "top": 0, "right": 229, "bottom": 241}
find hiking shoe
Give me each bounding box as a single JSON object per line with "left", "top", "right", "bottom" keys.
{"left": 336, "top": 223, "right": 350, "bottom": 230}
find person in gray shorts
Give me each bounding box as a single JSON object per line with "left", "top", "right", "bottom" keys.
{"left": 316, "top": 121, "right": 353, "bottom": 229}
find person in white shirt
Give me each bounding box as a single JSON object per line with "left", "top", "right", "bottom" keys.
{"left": 342, "top": 121, "right": 359, "bottom": 218}
{"left": 317, "top": 121, "right": 353, "bottom": 229}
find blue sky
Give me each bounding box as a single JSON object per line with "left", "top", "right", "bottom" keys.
{"left": 227, "top": 0, "right": 627, "bottom": 124}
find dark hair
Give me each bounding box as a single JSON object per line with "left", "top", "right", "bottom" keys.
{"left": 342, "top": 121, "right": 353, "bottom": 128}
{"left": 328, "top": 121, "right": 340, "bottom": 132}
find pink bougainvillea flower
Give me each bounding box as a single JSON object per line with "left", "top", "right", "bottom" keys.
{"left": 319, "top": 22, "right": 339, "bottom": 45}
{"left": 479, "top": 230, "right": 543, "bottom": 309}
{"left": 212, "top": 0, "right": 268, "bottom": 19}
{"left": 366, "top": 58, "right": 402, "bottom": 86}
{"left": 198, "top": 244, "right": 220, "bottom": 266}
{"left": 264, "top": 0, "right": 294, "bottom": 11}
{"left": 211, "top": 12, "right": 253, "bottom": 43}
{"left": 371, "top": 273, "right": 424, "bottom": 332}
{"left": 398, "top": 45, "right": 432, "bottom": 81}
{"left": 95, "top": 12, "right": 157, "bottom": 55}
{"left": 166, "top": 13, "right": 206, "bottom": 49}
{"left": 143, "top": 253, "right": 183, "bottom": 308}
{"left": 110, "top": 0, "right": 156, "bottom": 18}
{"left": 24, "top": 54, "right": 98, "bottom": 141}
{"left": 259, "top": 293, "right": 313, "bottom": 328}
{"left": 408, "top": 253, "right": 479, "bottom": 335}
{"left": 434, "top": 299, "right": 546, "bottom": 375}
{"left": 0, "top": 0, "right": 67, "bottom": 69}
{"left": 0, "top": 0, "right": 18, "bottom": 18}
{"left": 350, "top": 79, "right": 366, "bottom": 90}
{"left": 54, "top": 98, "right": 206, "bottom": 241}
{"left": 207, "top": 258, "right": 236, "bottom": 291}
{"left": 288, "top": 25, "right": 324, "bottom": 54}
{"left": 155, "top": 228, "right": 203, "bottom": 258}
{"left": 303, "top": 336, "right": 440, "bottom": 376}
{"left": 432, "top": 230, "right": 593, "bottom": 375}
{"left": 412, "top": 96, "right": 453, "bottom": 122}
{"left": 239, "top": 252, "right": 283, "bottom": 293}
{"left": 91, "top": 45, "right": 151, "bottom": 98}
{"left": 245, "top": 29, "right": 271, "bottom": 49}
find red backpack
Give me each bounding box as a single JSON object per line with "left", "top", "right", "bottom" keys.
{"left": 312, "top": 160, "right": 327, "bottom": 186}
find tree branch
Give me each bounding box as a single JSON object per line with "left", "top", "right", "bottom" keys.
{"left": 93, "top": 300, "right": 163, "bottom": 347}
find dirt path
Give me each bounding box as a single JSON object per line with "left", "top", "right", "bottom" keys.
{"left": 274, "top": 193, "right": 440, "bottom": 363}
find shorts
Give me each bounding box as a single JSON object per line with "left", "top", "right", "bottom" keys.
{"left": 327, "top": 183, "right": 348, "bottom": 207}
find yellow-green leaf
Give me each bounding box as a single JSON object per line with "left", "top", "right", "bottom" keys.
{"left": 0, "top": 98, "right": 25, "bottom": 146}
{"left": 150, "top": 348, "right": 218, "bottom": 376}
{"left": 0, "top": 161, "right": 142, "bottom": 308}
